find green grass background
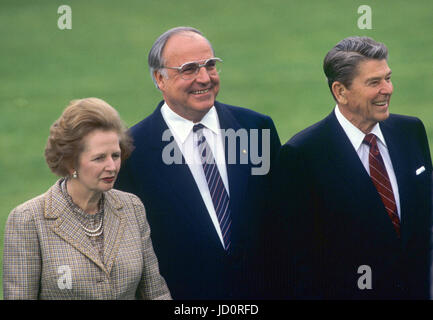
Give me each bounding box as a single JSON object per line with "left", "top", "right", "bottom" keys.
{"left": 1, "top": 0, "right": 432, "bottom": 299}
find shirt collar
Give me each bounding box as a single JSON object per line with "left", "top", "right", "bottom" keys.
{"left": 161, "top": 102, "right": 220, "bottom": 144}
{"left": 334, "top": 104, "right": 387, "bottom": 150}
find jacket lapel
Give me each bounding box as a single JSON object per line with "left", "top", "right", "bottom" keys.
{"left": 214, "top": 102, "right": 250, "bottom": 244}
{"left": 45, "top": 180, "right": 126, "bottom": 275}
{"left": 141, "top": 102, "right": 223, "bottom": 248}
{"left": 45, "top": 182, "right": 106, "bottom": 272}
{"left": 325, "top": 112, "right": 372, "bottom": 188}
{"left": 324, "top": 112, "right": 399, "bottom": 240}
{"left": 102, "top": 191, "right": 126, "bottom": 274}
{"left": 380, "top": 119, "right": 415, "bottom": 245}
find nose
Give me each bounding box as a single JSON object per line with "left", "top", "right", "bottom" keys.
{"left": 195, "top": 66, "right": 211, "bottom": 83}
{"left": 379, "top": 79, "right": 393, "bottom": 95}
{"left": 105, "top": 157, "right": 117, "bottom": 172}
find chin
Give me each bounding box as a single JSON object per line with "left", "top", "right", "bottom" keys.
{"left": 99, "top": 184, "right": 114, "bottom": 193}
{"left": 190, "top": 96, "right": 214, "bottom": 108}
{"left": 189, "top": 102, "right": 214, "bottom": 118}
{"left": 380, "top": 110, "right": 390, "bottom": 121}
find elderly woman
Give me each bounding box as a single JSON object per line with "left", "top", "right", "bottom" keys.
{"left": 3, "top": 98, "right": 171, "bottom": 300}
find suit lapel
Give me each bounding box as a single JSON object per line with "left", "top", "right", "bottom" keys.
{"left": 325, "top": 112, "right": 372, "bottom": 189}
{"left": 45, "top": 182, "right": 107, "bottom": 273}
{"left": 141, "top": 102, "right": 223, "bottom": 248}
{"left": 45, "top": 181, "right": 126, "bottom": 275}
{"left": 215, "top": 102, "right": 250, "bottom": 243}
{"left": 102, "top": 192, "right": 126, "bottom": 275}
{"left": 324, "top": 112, "right": 399, "bottom": 239}
{"left": 380, "top": 119, "right": 413, "bottom": 245}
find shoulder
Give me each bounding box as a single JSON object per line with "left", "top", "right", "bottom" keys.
{"left": 108, "top": 189, "right": 148, "bottom": 230}
{"left": 6, "top": 193, "right": 46, "bottom": 230}
{"left": 127, "top": 101, "right": 164, "bottom": 137}
{"left": 384, "top": 113, "right": 421, "bottom": 124}
{"left": 217, "top": 101, "right": 269, "bottom": 118}
{"left": 128, "top": 115, "right": 156, "bottom": 139}
{"left": 106, "top": 189, "right": 144, "bottom": 208}
{"left": 129, "top": 114, "right": 154, "bottom": 134}
{"left": 382, "top": 113, "right": 429, "bottom": 144}
{"left": 384, "top": 113, "right": 424, "bottom": 130}
{"left": 215, "top": 101, "right": 275, "bottom": 128}
{"left": 286, "top": 115, "right": 331, "bottom": 149}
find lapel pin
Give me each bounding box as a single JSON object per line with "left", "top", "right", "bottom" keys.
{"left": 416, "top": 166, "right": 425, "bottom": 175}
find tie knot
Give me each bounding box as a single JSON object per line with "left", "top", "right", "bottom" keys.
{"left": 363, "top": 133, "right": 377, "bottom": 147}
{"left": 193, "top": 123, "right": 205, "bottom": 133}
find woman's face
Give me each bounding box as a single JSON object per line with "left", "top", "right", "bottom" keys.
{"left": 73, "top": 129, "right": 121, "bottom": 194}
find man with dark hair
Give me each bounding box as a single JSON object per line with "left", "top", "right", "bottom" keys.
{"left": 275, "top": 36, "right": 432, "bottom": 299}
{"left": 115, "top": 27, "right": 281, "bottom": 299}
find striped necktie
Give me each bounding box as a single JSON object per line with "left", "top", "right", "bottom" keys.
{"left": 193, "top": 123, "right": 231, "bottom": 250}
{"left": 363, "top": 133, "right": 400, "bottom": 237}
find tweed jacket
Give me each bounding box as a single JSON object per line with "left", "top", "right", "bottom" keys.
{"left": 3, "top": 179, "right": 171, "bottom": 300}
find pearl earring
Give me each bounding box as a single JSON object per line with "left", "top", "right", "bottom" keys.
{"left": 72, "top": 171, "right": 78, "bottom": 179}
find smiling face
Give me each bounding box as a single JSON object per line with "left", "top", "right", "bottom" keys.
{"left": 73, "top": 129, "right": 121, "bottom": 195}
{"left": 334, "top": 59, "right": 393, "bottom": 133}
{"left": 155, "top": 32, "right": 220, "bottom": 122}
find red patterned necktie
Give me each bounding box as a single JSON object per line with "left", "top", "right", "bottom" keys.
{"left": 363, "top": 133, "right": 400, "bottom": 237}
{"left": 193, "top": 124, "right": 231, "bottom": 250}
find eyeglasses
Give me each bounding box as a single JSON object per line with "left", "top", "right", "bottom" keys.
{"left": 163, "top": 57, "right": 222, "bottom": 80}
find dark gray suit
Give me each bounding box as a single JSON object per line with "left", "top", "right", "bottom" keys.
{"left": 275, "top": 111, "right": 432, "bottom": 299}
{"left": 116, "top": 100, "right": 281, "bottom": 299}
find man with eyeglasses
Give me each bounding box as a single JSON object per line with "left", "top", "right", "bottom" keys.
{"left": 115, "top": 26, "right": 281, "bottom": 299}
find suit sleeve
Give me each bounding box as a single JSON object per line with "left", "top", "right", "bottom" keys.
{"left": 3, "top": 207, "right": 41, "bottom": 300}
{"left": 131, "top": 195, "right": 172, "bottom": 300}
{"left": 260, "top": 115, "right": 281, "bottom": 213}
{"left": 267, "top": 143, "right": 303, "bottom": 298}
{"left": 267, "top": 116, "right": 282, "bottom": 167}
{"left": 270, "top": 143, "right": 319, "bottom": 299}
{"left": 413, "top": 118, "right": 433, "bottom": 298}
{"left": 415, "top": 117, "right": 432, "bottom": 170}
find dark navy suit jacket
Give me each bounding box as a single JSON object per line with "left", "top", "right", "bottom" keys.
{"left": 274, "top": 111, "right": 432, "bottom": 299}
{"left": 115, "top": 100, "right": 281, "bottom": 299}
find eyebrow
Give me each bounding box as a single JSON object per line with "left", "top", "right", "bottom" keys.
{"left": 366, "top": 70, "right": 392, "bottom": 83}
{"left": 92, "top": 153, "right": 106, "bottom": 158}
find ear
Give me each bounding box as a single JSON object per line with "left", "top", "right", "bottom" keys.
{"left": 331, "top": 81, "right": 348, "bottom": 105}
{"left": 154, "top": 70, "right": 166, "bottom": 91}
{"left": 65, "top": 158, "right": 78, "bottom": 177}
{"left": 66, "top": 165, "right": 75, "bottom": 177}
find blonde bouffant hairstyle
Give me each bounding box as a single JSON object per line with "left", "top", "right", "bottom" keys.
{"left": 45, "top": 98, "right": 134, "bottom": 177}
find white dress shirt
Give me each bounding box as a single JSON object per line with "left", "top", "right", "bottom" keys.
{"left": 161, "top": 103, "right": 229, "bottom": 248}
{"left": 334, "top": 105, "right": 401, "bottom": 218}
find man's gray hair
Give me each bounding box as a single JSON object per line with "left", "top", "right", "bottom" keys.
{"left": 323, "top": 36, "right": 388, "bottom": 100}
{"left": 148, "top": 26, "right": 215, "bottom": 89}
